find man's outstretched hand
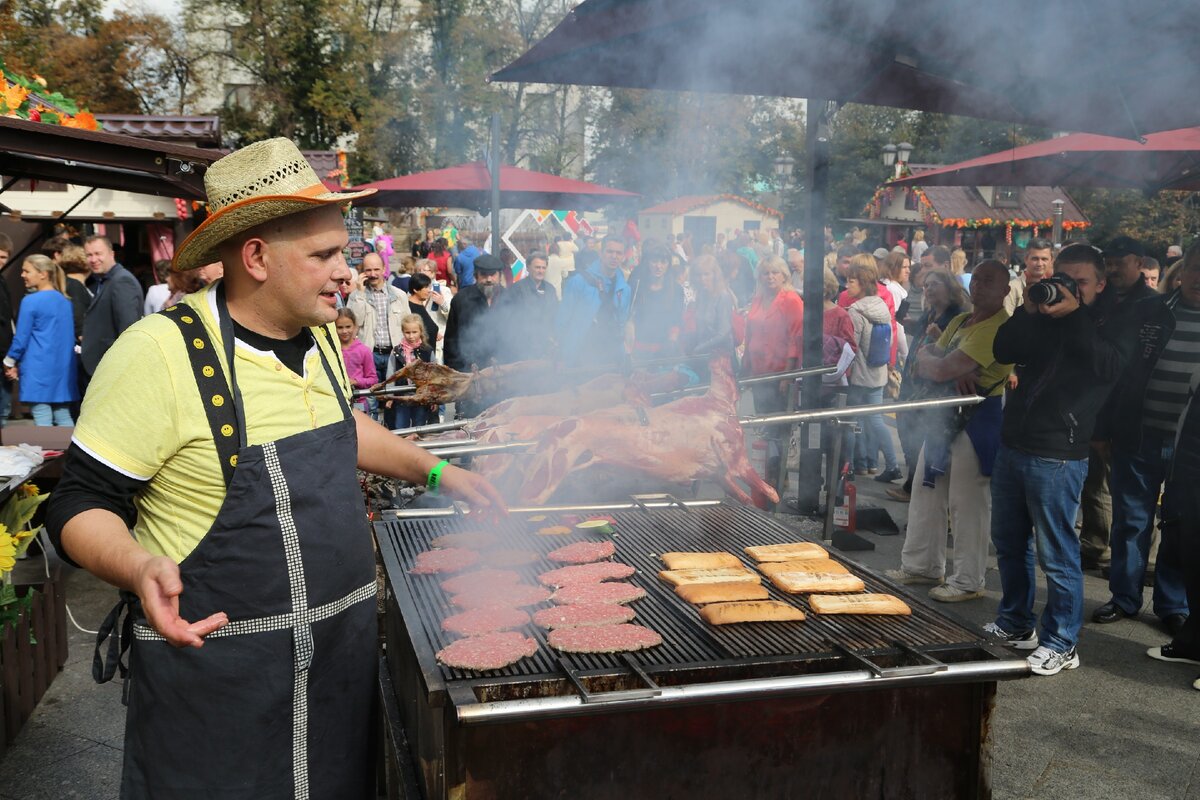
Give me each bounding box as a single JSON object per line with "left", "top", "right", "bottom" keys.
{"left": 135, "top": 556, "right": 228, "bottom": 648}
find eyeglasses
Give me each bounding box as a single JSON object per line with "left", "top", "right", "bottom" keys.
{"left": 336, "top": 278, "right": 353, "bottom": 285}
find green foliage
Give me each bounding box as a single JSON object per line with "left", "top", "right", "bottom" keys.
{"left": 1070, "top": 189, "right": 1197, "bottom": 256}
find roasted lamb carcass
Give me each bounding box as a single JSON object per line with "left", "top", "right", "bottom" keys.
{"left": 514, "top": 357, "right": 779, "bottom": 509}
{"left": 376, "top": 360, "right": 557, "bottom": 407}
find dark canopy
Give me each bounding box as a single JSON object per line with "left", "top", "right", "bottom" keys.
{"left": 492, "top": 0, "right": 1200, "bottom": 140}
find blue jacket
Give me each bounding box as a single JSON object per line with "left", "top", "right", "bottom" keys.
{"left": 8, "top": 290, "right": 79, "bottom": 403}
{"left": 454, "top": 245, "right": 481, "bottom": 287}
{"left": 555, "top": 262, "right": 632, "bottom": 367}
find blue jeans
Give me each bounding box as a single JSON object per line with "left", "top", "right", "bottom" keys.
{"left": 0, "top": 379, "right": 10, "bottom": 428}
{"left": 847, "top": 384, "right": 896, "bottom": 471}
{"left": 30, "top": 403, "right": 73, "bottom": 426}
{"left": 372, "top": 350, "right": 394, "bottom": 428}
{"left": 1108, "top": 431, "right": 1188, "bottom": 618}
{"left": 990, "top": 444, "right": 1088, "bottom": 652}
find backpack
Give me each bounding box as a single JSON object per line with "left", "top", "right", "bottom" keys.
{"left": 865, "top": 320, "right": 892, "bottom": 368}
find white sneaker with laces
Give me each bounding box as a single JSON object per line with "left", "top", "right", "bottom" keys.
{"left": 981, "top": 622, "right": 1039, "bottom": 651}
{"left": 1027, "top": 645, "right": 1080, "bottom": 676}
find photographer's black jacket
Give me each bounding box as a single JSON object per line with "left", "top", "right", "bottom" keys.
{"left": 993, "top": 303, "right": 1131, "bottom": 460}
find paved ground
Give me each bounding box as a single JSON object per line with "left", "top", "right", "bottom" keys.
{"left": 2, "top": 429, "right": 1198, "bottom": 798}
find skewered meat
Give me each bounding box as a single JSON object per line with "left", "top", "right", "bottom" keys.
{"left": 517, "top": 356, "right": 779, "bottom": 508}
{"left": 436, "top": 631, "right": 538, "bottom": 671}
{"left": 378, "top": 360, "right": 557, "bottom": 407}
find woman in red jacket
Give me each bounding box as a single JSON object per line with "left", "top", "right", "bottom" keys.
{"left": 743, "top": 257, "right": 804, "bottom": 493}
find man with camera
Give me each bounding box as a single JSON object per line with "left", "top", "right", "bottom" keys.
{"left": 985, "top": 244, "right": 1130, "bottom": 676}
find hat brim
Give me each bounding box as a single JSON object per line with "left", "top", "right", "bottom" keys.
{"left": 173, "top": 187, "right": 377, "bottom": 272}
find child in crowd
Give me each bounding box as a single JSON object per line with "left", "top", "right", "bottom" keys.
{"left": 336, "top": 308, "right": 378, "bottom": 417}
{"left": 386, "top": 314, "right": 436, "bottom": 430}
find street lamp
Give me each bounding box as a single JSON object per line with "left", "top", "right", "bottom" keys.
{"left": 1051, "top": 198, "right": 1065, "bottom": 247}
{"left": 773, "top": 155, "right": 796, "bottom": 188}
{"left": 896, "top": 142, "right": 913, "bottom": 166}
{"left": 881, "top": 143, "right": 897, "bottom": 167}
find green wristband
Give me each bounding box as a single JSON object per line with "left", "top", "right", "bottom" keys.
{"left": 426, "top": 459, "right": 450, "bottom": 495}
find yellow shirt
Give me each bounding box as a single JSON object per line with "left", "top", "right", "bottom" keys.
{"left": 936, "top": 309, "right": 1014, "bottom": 397}
{"left": 73, "top": 284, "right": 351, "bottom": 563}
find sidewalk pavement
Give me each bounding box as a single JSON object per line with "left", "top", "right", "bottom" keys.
{"left": 2, "top": 454, "right": 1199, "bottom": 798}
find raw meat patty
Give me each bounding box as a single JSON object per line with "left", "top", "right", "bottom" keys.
{"left": 410, "top": 547, "right": 479, "bottom": 574}
{"left": 485, "top": 549, "right": 541, "bottom": 568}
{"left": 547, "top": 624, "right": 662, "bottom": 653}
{"left": 533, "top": 604, "right": 636, "bottom": 630}
{"left": 441, "top": 607, "right": 530, "bottom": 637}
{"left": 538, "top": 562, "right": 635, "bottom": 587}
{"left": 436, "top": 631, "right": 538, "bottom": 671}
{"left": 546, "top": 541, "right": 617, "bottom": 565}
{"left": 431, "top": 531, "right": 500, "bottom": 549}
{"left": 452, "top": 584, "right": 552, "bottom": 610}
{"left": 440, "top": 569, "right": 522, "bottom": 595}
{"left": 551, "top": 582, "right": 646, "bottom": 606}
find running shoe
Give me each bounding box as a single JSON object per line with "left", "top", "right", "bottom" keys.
{"left": 1027, "top": 645, "right": 1080, "bottom": 676}
{"left": 981, "top": 621, "right": 1038, "bottom": 651}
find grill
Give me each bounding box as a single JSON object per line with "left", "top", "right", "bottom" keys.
{"left": 378, "top": 499, "right": 1028, "bottom": 799}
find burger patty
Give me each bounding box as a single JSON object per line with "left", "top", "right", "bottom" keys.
{"left": 551, "top": 581, "right": 646, "bottom": 606}
{"left": 430, "top": 531, "right": 501, "bottom": 549}
{"left": 452, "top": 584, "right": 552, "bottom": 610}
{"left": 441, "top": 607, "right": 530, "bottom": 637}
{"left": 440, "top": 568, "right": 522, "bottom": 595}
{"left": 410, "top": 547, "right": 480, "bottom": 574}
{"left": 485, "top": 549, "right": 541, "bottom": 568}
{"left": 532, "top": 603, "right": 636, "bottom": 630}
{"left": 436, "top": 631, "right": 538, "bottom": 671}
{"left": 547, "top": 623, "right": 662, "bottom": 654}
{"left": 546, "top": 540, "right": 617, "bottom": 565}
{"left": 537, "top": 562, "right": 635, "bottom": 587}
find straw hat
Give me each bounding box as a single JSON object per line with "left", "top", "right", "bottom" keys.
{"left": 173, "top": 138, "right": 376, "bottom": 272}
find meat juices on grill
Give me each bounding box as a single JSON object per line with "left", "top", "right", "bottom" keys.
{"left": 546, "top": 540, "right": 617, "bottom": 564}
{"left": 537, "top": 562, "right": 635, "bottom": 587}
{"left": 436, "top": 631, "right": 538, "bottom": 671}
{"left": 533, "top": 603, "right": 637, "bottom": 630}
{"left": 410, "top": 547, "right": 480, "bottom": 574}
{"left": 551, "top": 582, "right": 647, "bottom": 605}
{"left": 439, "top": 569, "right": 523, "bottom": 595}
{"left": 441, "top": 607, "right": 531, "bottom": 637}
{"left": 547, "top": 623, "right": 663, "bottom": 654}
{"left": 515, "top": 356, "right": 779, "bottom": 509}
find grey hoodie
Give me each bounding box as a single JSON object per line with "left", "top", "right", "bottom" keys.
{"left": 848, "top": 295, "right": 892, "bottom": 388}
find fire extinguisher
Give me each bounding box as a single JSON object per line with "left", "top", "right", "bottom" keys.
{"left": 833, "top": 462, "right": 857, "bottom": 533}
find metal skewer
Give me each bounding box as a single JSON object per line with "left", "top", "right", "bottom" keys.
{"left": 740, "top": 394, "right": 984, "bottom": 427}
{"left": 651, "top": 365, "right": 837, "bottom": 399}
{"left": 391, "top": 419, "right": 472, "bottom": 436}
{"left": 423, "top": 440, "right": 536, "bottom": 458}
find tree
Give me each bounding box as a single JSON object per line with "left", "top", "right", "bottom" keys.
{"left": 1071, "top": 189, "right": 1198, "bottom": 257}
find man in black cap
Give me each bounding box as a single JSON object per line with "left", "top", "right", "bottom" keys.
{"left": 443, "top": 253, "right": 506, "bottom": 415}
{"left": 1080, "top": 236, "right": 1160, "bottom": 573}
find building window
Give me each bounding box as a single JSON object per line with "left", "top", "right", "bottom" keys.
{"left": 744, "top": 220, "right": 761, "bottom": 231}
{"left": 904, "top": 190, "right": 920, "bottom": 211}
{"left": 993, "top": 186, "right": 1021, "bottom": 208}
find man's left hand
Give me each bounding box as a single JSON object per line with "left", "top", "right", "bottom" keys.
{"left": 1039, "top": 290, "right": 1080, "bottom": 318}
{"left": 439, "top": 464, "right": 508, "bottom": 518}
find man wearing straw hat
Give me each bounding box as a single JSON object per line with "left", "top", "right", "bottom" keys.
{"left": 45, "top": 138, "right": 505, "bottom": 798}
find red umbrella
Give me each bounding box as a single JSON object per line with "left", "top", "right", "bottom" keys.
{"left": 889, "top": 128, "right": 1200, "bottom": 192}
{"left": 351, "top": 161, "right": 638, "bottom": 211}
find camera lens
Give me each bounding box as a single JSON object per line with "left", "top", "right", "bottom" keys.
{"left": 1028, "top": 281, "right": 1060, "bottom": 305}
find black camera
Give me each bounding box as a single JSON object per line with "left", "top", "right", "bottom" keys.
{"left": 1027, "top": 273, "right": 1081, "bottom": 306}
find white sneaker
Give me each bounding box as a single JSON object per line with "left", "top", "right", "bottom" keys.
{"left": 929, "top": 584, "right": 985, "bottom": 603}
{"left": 981, "top": 622, "right": 1039, "bottom": 651}
{"left": 883, "top": 569, "right": 942, "bottom": 586}
{"left": 1027, "top": 645, "right": 1080, "bottom": 676}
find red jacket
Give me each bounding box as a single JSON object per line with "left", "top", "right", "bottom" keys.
{"left": 745, "top": 290, "right": 804, "bottom": 375}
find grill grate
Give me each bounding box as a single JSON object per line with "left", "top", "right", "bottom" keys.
{"left": 377, "top": 502, "right": 988, "bottom": 692}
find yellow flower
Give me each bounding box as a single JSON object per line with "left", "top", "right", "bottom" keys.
{"left": 0, "top": 532, "right": 15, "bottom": 571}
{"left": 14, "top": 528, "right": 35, "bottom": 543}
{"left": 18, "top": 482, "right": 39, "bottom": 498}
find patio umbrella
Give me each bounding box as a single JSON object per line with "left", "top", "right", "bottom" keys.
{"left": 491, "top": 0, "right": 1200, "bottom": 141}
{"left": 350, "top": 161, "right": 638, "bottom": 212}
{"left": 888, "top": 127, "right": 1200, "bottom": 193}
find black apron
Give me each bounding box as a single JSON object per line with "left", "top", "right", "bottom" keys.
{"left": 94, "top": 291, "right": 377, "bottom": 799}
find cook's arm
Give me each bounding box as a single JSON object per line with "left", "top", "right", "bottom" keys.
{"left": 354, "top": 410, "right": 507, "bottom": 513}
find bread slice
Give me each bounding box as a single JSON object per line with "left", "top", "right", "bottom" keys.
{"left": 660, "top": 551, "right": 743, "bottom": 571}
{"left": 766, "top": 571, "right": 866, "bottom": 594}
{"left": 744, "top": 542, "right": 828, "bottom": 563}
{"left": 758, "top": 558, "right": 849, "bottom": 577}
{"left": 700, "top": 600, "right": 806, "bottom": 625}
{"left": 676, "top": 581, "right": 769, "bottom": 605}
{"left": 659, "top": 567, "right": 760, "bottom": 587}
{"left": 808, "top": 593, "right": 912, "bottom": 616}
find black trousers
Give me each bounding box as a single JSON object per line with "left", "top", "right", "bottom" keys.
{"left": 1163, "top": 479, "right": 1200, "bottom": 654}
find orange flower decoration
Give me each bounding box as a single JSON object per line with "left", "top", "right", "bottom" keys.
{"left": 1, "top": 83, "right": 29, "bottom": 114}
{"left": 60, "top": 111, "right": 98, "bottom": 130}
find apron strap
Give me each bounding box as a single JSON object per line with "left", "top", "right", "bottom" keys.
{"left": 314, "top": 324, "right": 354, "bottom": 420}
{"left": 93, "top": 590, "right": 138, "bottom": 686}
{"left": 160, "top": 299, "right": 242, "bottom": 487}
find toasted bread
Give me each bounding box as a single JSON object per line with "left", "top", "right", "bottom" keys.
{"left": 808, "top": 593, "right": 912, "bottom": 615}
{"left": 765, "top": 571, "right": 866, "bottom": 594}
{"left": 658, "top": 567, "right": 760, "bottom": 587}
{"left": 758, "top": 558, "right": 849, "bottom": 577}
{"left": 660, "top": 551, "right": 743, "bottom": 571}
{"left": 700, "top": 600, "right": 806, "bottom": 625}
{"left": 675, "top": 581, "right": 770, "bottom": 605}
{"left": 744, "top": 542, "right": 828, "bottom": 563}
